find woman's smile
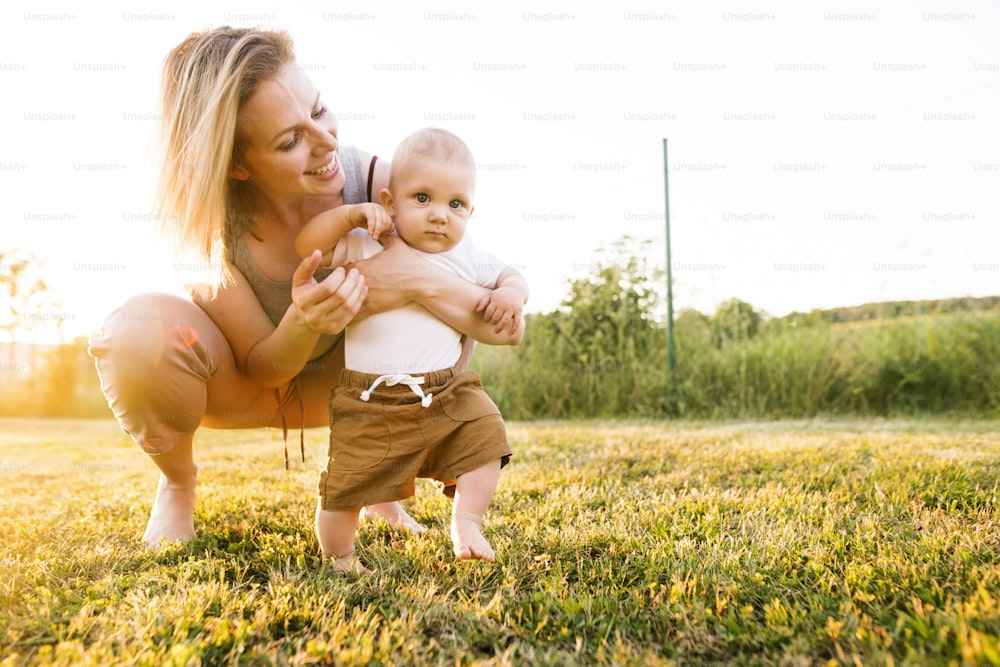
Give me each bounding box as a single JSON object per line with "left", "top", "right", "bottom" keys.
{"left": 304, "top": 153, "right": 340, "bottom": 178}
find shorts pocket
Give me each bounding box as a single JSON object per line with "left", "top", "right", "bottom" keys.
{"left": 327, "top": 387, "right": 391, "bottom": 472}
{"left": 436, "top": 371, "right": 502, "bottom": 422}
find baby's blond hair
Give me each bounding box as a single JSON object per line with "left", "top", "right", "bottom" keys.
{"left": 389, "top": 127, "right": 476, "bottom": 191}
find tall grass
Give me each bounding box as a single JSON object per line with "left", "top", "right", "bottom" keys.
{"left": 3, "top": 311, "right": 999, "bottom": 422}
{"left": 473, "top": 310, "right": 1000, "bottom": 420}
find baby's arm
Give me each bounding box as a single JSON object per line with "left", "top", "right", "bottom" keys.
{"left": 295, "top": 203, "right": 394, "bottom": 265}
{"left": 476, "top": 267, "right": 529, "bottom": 339}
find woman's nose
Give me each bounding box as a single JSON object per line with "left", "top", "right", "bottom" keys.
{"left": 312, "top": 130, "right": 337, "bottom": 155}
{"left": 310, "top": 119, "right": 338, "bottom": 153}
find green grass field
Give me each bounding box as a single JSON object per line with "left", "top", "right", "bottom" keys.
{"left": 1, "top": 417, "right": 999, "bottom": 666}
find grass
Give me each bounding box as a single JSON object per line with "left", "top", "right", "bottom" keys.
{"left": 1, "top": 417, "right": 999, "bottom": 666}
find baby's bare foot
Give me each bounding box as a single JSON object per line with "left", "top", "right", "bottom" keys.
{"left": 327, "top": 552, "right": 372, "bottom": 575}
{"left": 451, "top": 511, "right": 494, "bottom": 561}
{"left": 361, "top": 502, "right": 428, "bottom": 534}
{"left": 142, "top": 474, "right": 196, "bottom": 549}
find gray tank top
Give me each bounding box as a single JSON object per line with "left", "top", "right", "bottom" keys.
{"left": 229, "top": 145, "right": 370, "bottom": 346}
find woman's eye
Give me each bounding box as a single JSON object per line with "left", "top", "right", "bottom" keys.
{"left": 312, "top": 106, "right": 328, "bottom": 119}
{"left": 279, "top": 134, "right": 299, "bottom": 152}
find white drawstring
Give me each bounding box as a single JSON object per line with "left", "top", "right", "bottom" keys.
{"left": 359, "top": 373, "right": 433, "bottom": 407}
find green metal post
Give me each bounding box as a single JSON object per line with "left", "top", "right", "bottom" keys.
{"left": 663, "top": 139, "right": 676, "bottom": 404}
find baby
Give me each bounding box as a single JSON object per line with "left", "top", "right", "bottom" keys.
{"left": 296, "top": 127, "right": 528, "bottom": 573}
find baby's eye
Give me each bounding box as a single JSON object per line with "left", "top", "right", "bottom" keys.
{"left": 450, "top": 199, "right": 466, "bottom": 209}
{"left": 415, "top": 193, "right": 429, "bottom": 203}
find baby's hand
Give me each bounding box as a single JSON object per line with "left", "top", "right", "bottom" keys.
{"left": 348, "top": 203, "right": 394, "bottom": 241}
{"left": 475, "top": 286, "right": 525, "bottom": 336}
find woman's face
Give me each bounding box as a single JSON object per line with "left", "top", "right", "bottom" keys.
{"left": 230, "top": 65, "right": 345, "bottom": 201}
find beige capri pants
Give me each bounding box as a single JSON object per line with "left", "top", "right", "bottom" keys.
{"left": 88, "top": 292, "right": 347, "bottom": 457}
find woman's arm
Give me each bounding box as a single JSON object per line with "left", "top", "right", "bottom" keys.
{"left": 354, "top": 235, "right": 523, "bottom": 346}
{"left": 193, "top": 252, "right": 366, "bottom": 387}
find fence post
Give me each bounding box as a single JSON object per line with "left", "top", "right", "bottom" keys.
{"left": 663, "top": 138, "right": 676, "bottom": 409}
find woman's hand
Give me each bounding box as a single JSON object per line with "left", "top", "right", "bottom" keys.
{"left": 352, "top": 234, "right": 424, "bottom": 316}
{"left": 291, "top": 250, "right": 368, "bottom": 334}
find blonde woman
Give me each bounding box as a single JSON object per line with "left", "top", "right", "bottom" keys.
{"left": 88, "top": 26, "right": 518, "bottom": 549}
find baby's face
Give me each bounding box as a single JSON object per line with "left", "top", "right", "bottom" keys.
{"left": 383, "top": 155, "right": 475, "bottom": 254}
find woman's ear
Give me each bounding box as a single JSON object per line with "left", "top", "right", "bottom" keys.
{"left": 380, "top": 188, "right": 395, "bottom": 215}
{"left": 229, "top": 164, "right": 250, "bottom": 181}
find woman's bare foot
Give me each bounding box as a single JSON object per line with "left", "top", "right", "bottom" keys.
{"left": 361, "top": 502, "right": 428, "bottom": 534}
{"left": 451, "top": 511, "right": 494, "bottom": 561}
{"left": 142, "top": 473, "right": 196, "bottom": 549}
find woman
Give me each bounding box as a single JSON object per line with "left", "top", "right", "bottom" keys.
{"left": 88, "top": 26, "right": 516, "bottom": 549}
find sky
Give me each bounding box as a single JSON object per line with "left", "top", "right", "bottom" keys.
{"left": 1, "top": 0, "right": 998, "bottom": 343}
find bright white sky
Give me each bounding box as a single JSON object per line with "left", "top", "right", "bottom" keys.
{"left": 2, "top": 0, "right": 998, "bottom": 343}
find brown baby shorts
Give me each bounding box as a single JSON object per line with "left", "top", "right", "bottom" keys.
{"left": 319, "top": 368, "right": 512, "bottom": 511}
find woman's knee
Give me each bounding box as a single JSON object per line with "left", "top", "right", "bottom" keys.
{"left": 90, "top": 292, "right": 218, "bottom": 360}
{"left": 89, "top": 293, "right": 227, "bottom": 452}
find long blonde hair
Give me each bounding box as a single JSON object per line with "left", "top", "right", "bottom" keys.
{"left": 154, "top": 26, "right": 294, "bottom": 287}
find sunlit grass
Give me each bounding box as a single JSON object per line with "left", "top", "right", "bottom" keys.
{"left": 1, "top": 417, "right": 999, "bottom": 665}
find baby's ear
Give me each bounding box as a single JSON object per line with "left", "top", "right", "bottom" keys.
{"left": 379, "top": 188, "right": 395, "bottom": 214}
